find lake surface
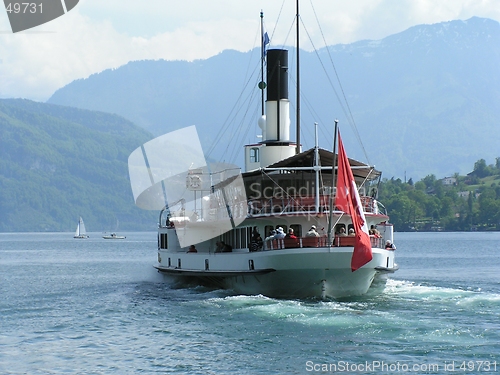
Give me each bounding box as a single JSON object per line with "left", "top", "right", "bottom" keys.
{"left": 1, "top": 231, "right": 499, "bottom": 374}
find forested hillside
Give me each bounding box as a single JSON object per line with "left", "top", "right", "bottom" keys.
{"left": 0, "top": 99, "right": 156, "bottom": 232}
{"left": 379, "top": 158, "right": 500, "bottom": 232}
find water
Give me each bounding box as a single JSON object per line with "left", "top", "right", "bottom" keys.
{"left": 1, "top": 232, "right": 499, "bottom": 374}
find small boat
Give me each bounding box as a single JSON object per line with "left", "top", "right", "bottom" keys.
{"left": 102, "top": 233, "right": 126, "bottom": 240}
{"left": 74, "top": 216, "right": 89, "bottom": 239}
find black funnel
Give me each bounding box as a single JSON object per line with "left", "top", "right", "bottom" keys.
{"left": 266, "top": 49, "right": 288, "bottom": 101}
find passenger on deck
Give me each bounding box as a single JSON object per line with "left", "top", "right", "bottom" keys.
{"left": 348, "top": 228, "right": 355, "bottom": 236}
{"left": 265, "top": 230, "right": 276, "bottom": 242}
{"left": 369, "top": 225, "right": 380, "bottom": 237}
{"left": 252, "top": 226, "right": 259, "bottom": 238}
{"left": 305, "top": 225, "right": 320, "bottom": 237}
{"left": 286, "top": 228, "right": 297, "bottom": 239}
{"left": 385, "top": 240, "right": 396, "bottom": 250}
{"left": 250, "top": 229, "right": 263, "bottom": 252}
{"left": 275, "top": 227, "right": 286, "bottom": 239}
{"left": 337, "top": 227, "right": 347, "bottom": 236}
{"left": 215, "top": 241, "right": 225, "bottom": 253}
{"left": 187, "top": 245, "right": 197, "bottom": 253}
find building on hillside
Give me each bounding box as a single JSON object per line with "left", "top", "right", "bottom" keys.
{"left": 457, "top": 191, "right": 470, "bottom": 198}
{"left": 457, "top": 191, "right": 481, "bottom": 199}
{"left": 441, "top": 177, "right": 457, "bottom": 186}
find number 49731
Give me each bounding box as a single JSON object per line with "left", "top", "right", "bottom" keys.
{"left": 5, "top": 2, "right": 43, "bottom": 14}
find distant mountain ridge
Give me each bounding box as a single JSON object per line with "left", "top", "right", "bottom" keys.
{"left": 47, "top": 17, "right": 500, "bottom": 180}
{"left": 0, "top": 99, "right": 156, "bottom": 232}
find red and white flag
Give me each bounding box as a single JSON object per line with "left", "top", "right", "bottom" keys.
{"left": 335, "top": 131, "right": 372, "bottom": 271}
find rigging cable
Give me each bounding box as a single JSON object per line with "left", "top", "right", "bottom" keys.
{"left": 205, "top": 35, "right": 261, "bottom": 161}
{"left": 305, "top": 0, "right": 371, "bottom": 164}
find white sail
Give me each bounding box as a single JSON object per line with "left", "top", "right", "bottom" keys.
{"left": 79, "top": 217, "right": 87, "bottom": 236}
{"left": 74, "top": 217, "right": 88, "bottom": 238}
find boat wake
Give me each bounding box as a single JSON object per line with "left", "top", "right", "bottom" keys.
{"left": 383, "top": 278, "right": 500, "bottom": 303}
{"left": 195, "top": 278, "right": 500, "bottom": 322}
{"left": 131, "top": 279, "right": 500, "bottom": 350}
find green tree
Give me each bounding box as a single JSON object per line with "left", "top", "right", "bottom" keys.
{"left": 423, "top": 174, "right": 437, "bottom": 189}
{"left": 473, "top": 159, "right": 491, "bottom": 178}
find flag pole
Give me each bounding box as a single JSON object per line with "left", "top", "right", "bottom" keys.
{"left": 327, "top": 119, "right": 339, "bottom": 246}
{"left": 314, "top": 122, "right": 320, "bottom": 212}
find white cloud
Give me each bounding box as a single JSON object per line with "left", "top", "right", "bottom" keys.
{"left": 0, "top": 0, "right": 499, "bottom": 101}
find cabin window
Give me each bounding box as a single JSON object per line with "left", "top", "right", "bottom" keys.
{"left": 247, "top": 227, "right": 253, "bottom": 248}
{"left": 159, "top": 233, "right": 168, "bottom": 249}
{"left": 235, "top": 228, "right": 241, "bottom": 248}
{"left": 222, "top": 232, "right": 230, "bottom": 247}
{"left": 220, "top": 227, "right": 251, "bottom": 249}
{"left": 250, "top": 147, "right": 260, "bottom": 163}
{"left": 240, "top": 227, "right": 249, "bottom": 248}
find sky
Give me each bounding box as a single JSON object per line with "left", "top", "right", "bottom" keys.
{"left": 1, "top": 0, "right": 499, "bottom": 101}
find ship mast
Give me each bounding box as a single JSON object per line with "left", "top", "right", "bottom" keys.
{"left": 260, "top": 10, "right": 265, "bottom": 116}
{"left": 295, "top": 0, "right": 301, "bottom": 154}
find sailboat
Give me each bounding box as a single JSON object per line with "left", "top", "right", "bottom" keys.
{"left": 74, "top": 216, "right": 89, "bottom": 239}
{"left": 128, "top": 6, "right": 398, "bottom": 299}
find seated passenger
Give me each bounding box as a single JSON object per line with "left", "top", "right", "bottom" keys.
{"left": 187, "top": 245, "right": 197, "bottom": 253}
{"left": 337, "top": 227, "right": 347, "bottom": 236}
{"left": 250, "top": 230, "right": 263, "bottom": 252}
{"left": 274, "top": 227, "right": 286, "bottom": 239}
{"left": 285, "top": 228, "right": 297, "bottom": 239}
{"left": 369, "top": 225, "right": 381, "bottom": 237}
{"left": 215, "top": 241, "right": 225, "bottom": 253}
{"left": 348, "top": 228, "right": 355, "bottom": 236}
{"left": 305, "top": 225, "right": 320, "bottom": 237}
{"left": 264, "top": 230, "right": 276, "bottom": 242}
{"left": 252, "top": 226, "right": 260, "bottom": 238}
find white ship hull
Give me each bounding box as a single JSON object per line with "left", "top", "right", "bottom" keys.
{"left": 103, "top": 233, "right": 126, "bottom": 239}
{"left": 156, "top": 246, "right": 397, "bottom": 299}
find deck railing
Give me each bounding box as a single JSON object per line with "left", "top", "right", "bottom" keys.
{"left": 248, "top": 195, "right": 384, "bottom": 217}
{"left": 264, "top": 235, "right": 384, "bottom": 250}
{"left": 157, "top": 193, "right": 387, "bottom": 228}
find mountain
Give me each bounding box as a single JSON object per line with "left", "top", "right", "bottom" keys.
{"left": 0, "top": 99, "right": 156, "bottom": 232}
{"left": 47, "top": 17, "right": 500, "bottom": 180}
